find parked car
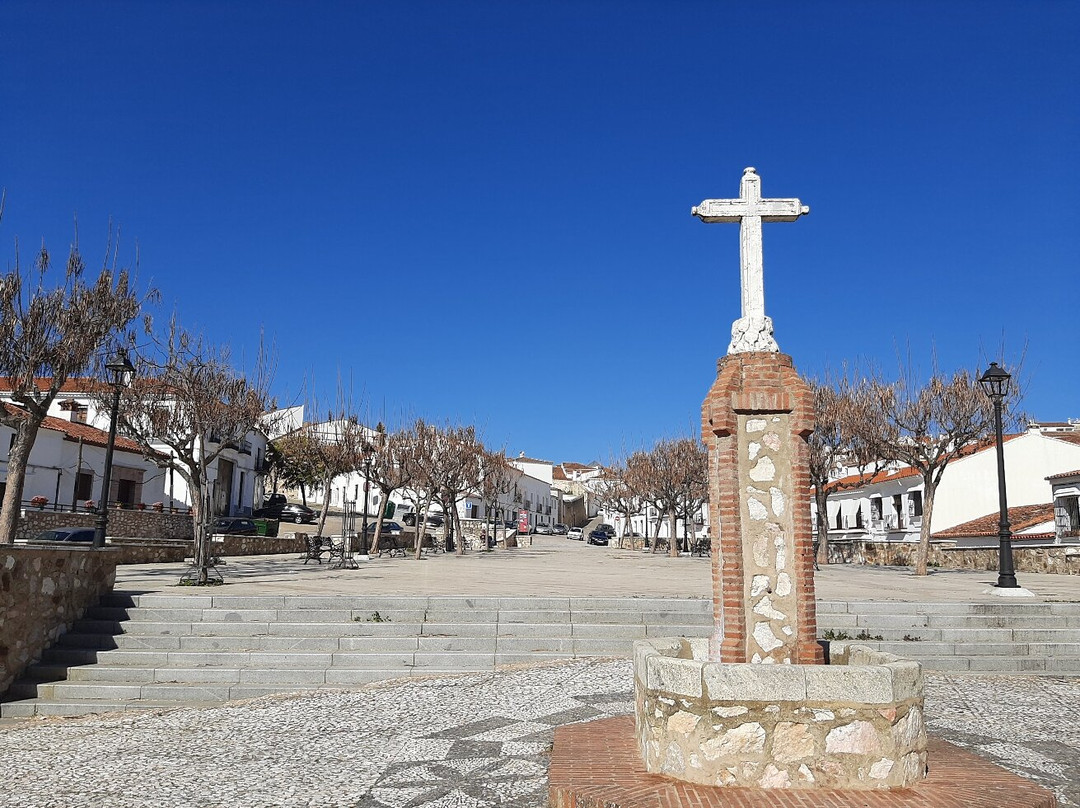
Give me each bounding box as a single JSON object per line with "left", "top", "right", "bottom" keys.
{"left": 254, "top": 501, "right": 317, "bottom": 524}
{"left": 211, "top": 517, "right": 258, "bottom": 536}
{"left": 588, "top": 529, "right": 610, "bottom": 546}
{"left": 566, "top": 527, "right": 584, "bottom": 541}
{"left": 534, "top": 523, "right": 553, "bottom": 535}
{"left": 33, "top": 527, "right": 94, "bottom": 543}
{"left": 599, "top": 524, "right": 616, "bottom": 536}
{"left": 552, "top": 523, "right": 568, "bottom": 535}
{"left": 402, "top": 513, "right": 443, "bottom": 527}
{"left": 364, "top": 521, "right": 403, "bottom": 536}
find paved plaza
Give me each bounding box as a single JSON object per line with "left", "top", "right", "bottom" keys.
{"left": 2, "top": 538, "right": 1078, "bottom": 806}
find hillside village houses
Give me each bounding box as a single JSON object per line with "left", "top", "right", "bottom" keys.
{"left": 0, "top": 379, "right": 270, "bottom": 518}
{"left": 817, "top": 422, "right": 1080, "bottom": 548}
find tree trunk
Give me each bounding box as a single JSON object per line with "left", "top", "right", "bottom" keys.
{"left": 0, "top": 419, "right": 41, "bottom": 544}
{"left": 316, "top": 471, "right": 334, "bottom": 537}
{"left": 192, "top": 469, "right": 210, "bottom": 585}
{"left": 453, "top": 506, "right": 464, "bottom": 555}
{"left": 668, "top": 511, "right": 679, "bottom": 557}
{"left": 915, "top": 479, "right": 936, "bottom": 576}
{"left": 414, "top": 496, "right": 431, "bottom": 560}
{"left": 815, "top": 486, "right": 831, "bottom": 566}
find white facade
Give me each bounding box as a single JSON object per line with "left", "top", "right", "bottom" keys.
{"left": 0, "top": 411, "right": 167, "bottom": 510}
{"left": 819, "top": 428, "right": 1080, "bottom": 543}
{"left": 1, "top": 382, "right": 269, "bottom": 517}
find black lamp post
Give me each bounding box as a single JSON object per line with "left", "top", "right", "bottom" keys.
{"left": 93, "top": 348, "right": 135, "bottom": 548}
{"left": 978, "top": 362, "right": 1018, "bottom": 589}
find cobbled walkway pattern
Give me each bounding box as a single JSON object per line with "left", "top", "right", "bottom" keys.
{"left": 1, "top": 659, "right": 1077, "bottom": 807}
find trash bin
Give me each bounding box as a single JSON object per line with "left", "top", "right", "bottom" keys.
{"left": 254, "top": 519, "right": 269, "bottom": 537}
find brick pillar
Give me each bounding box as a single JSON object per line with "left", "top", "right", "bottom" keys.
{"left": 702, "top": 352, "right": 822, "bottom": 665}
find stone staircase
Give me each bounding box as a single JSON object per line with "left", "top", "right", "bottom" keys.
{"left": 3, "top": 594, "right": 1080, "bottom": 718}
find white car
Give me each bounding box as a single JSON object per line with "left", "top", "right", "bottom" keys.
{"left": 566, "top": 527, "right": 584, "bottom": 541}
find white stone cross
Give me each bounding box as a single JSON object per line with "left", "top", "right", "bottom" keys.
{"left": 693, "top": 168, "right": 809, "bottom": 354}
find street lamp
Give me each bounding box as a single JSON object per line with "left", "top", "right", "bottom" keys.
{"left": 978, "top": 362, "right": 1018, "bottom": 589}
{"left": 93, "top": 348, "right": 135, "bottom": 548}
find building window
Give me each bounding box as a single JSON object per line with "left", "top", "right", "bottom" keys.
{"left": 75, "top": 472, "right": 94, "bottom": 502}
{"left": 909, "top": 491, "right": 923, "bottom": 518}
{"left": 1056, "top": 496, "right": 1080, "bottom": 538}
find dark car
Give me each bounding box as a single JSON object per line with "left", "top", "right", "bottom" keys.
{"left": 552, "top": 523, "right": 569, "bottom": 535}
{"left": 587, "top": 529, "right": 610, "bottom": 546}
{"left": 255, "top": 501, "right": 317, "bottom": 524}
{"left": 599, "top": 524, "right": 616, "bottom": 536}
{"left": 364, "top": 521, "right": 403, "bottom": 536}
{"left": 402, "top": 513, "right": 443, "bottom": 527}
{"left": 211, "top": 517, "right": 258, "bottom": 535}
{"left": 33, "top": 527, "right": 94, "bottom": 543}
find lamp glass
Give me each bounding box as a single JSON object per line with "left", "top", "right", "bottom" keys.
{"left": 106, "top": 348, "right": 136, "bottom": 387}
{"left": 978, "top": 362, "right": 1010, "bottom": 401}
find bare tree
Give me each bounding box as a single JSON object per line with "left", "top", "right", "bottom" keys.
{"left": 857, "top": 359, "right": 1016, "bottom": 575}
{"left": 112, "top": 317, "right": 275, "bottom": 584}
{"left": 303, "top": 408, "right": 368, "bottom": 538}
{"left": 0, "top": 230, "right": 145, "bottom": 543}
{"left": 431, "top": 426, "right": 484, "bottom": 556}
{"left": 807, "top": 373, "right": 883, "bottom": 566}
{"left": 671, "top": 438, "right": 708, "bottom": 551}
{"left": 365, "top": 424, "right": 413, "bottom": 554}
{"left": 399, "top": 418, "right": 440, "bottom": 560}
{"left": 478, "top": 450, "right": 514, "bottom": 547}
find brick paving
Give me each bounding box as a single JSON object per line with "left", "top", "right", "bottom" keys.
{"left": 550, "top": 717, "right": 1056, "bottom": 807}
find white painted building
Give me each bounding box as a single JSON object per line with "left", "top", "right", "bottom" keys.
{"left": 0, "top": 404, "right": 167, "bottom": 510}
{"left": 817, "top": 426, "right": 1080, "bottom": 543}
{"left": 1, "top": 380, "right": 269, "bottom": 517}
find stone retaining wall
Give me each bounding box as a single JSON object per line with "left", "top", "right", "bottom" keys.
{"left": 0, "top": 546, "right": 119, "bottom": 695}
{"left": 21, "top": 509, "right": 194, "bottom": 540}
{"left": 826, "top": 540, "right": 1080, "bottom": 576}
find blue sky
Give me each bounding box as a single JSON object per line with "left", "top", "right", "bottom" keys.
{"left": 2, "top": 2, "right": 1077, "bottom": 462}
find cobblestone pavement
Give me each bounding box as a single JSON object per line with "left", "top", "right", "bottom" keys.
{"left": 1, "top": 659, "right": 1076, "bottom": 807}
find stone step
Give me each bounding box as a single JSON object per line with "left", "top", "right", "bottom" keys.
{"left": 816, "top": 599, "right": 1080, "bottom": 616}
{"left": 10, "top": 595, "right": 1080, "bottom": 721}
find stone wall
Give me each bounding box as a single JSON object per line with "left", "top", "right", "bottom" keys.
{"left": 0, "top": 546, "right": 119, "bottom": 695}
{"left": 825, "top": 540, "right": 1080, "bottom": 575}
{"left": 634, "top": 637, "right": 926, "bottom": 790}
{"left": 21, "top": 509, "right": 194, "bottom": 540}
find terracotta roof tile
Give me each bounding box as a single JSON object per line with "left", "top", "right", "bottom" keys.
{"left": 1047, "top": 468, "right": 1080, "bottom": 481}
{"left": 933, "top": 503, "right": 1056, "bottom": 539}
{"left": 826, "top": 435, "right": 1023, "bottom": 490}
{"left": 2, "top": 403, "right": 155, "bottom": 457}
{"left": 0, "top": 377, "right": 102, "bottom": 394}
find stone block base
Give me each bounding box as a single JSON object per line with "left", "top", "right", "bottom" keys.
{"left": 549, "top": 716, "right": 1057, "bottom": 807}
{"left": 635, "top": 638, "right": 926, "bottom": 789}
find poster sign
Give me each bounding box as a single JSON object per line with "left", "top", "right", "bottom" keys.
{"left": 517, "top": 509, "right": 529, "bottom": 533}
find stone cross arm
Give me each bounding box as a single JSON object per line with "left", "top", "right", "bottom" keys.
{"left": 692, "top": 197, "right": 809, "bottom": 222}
